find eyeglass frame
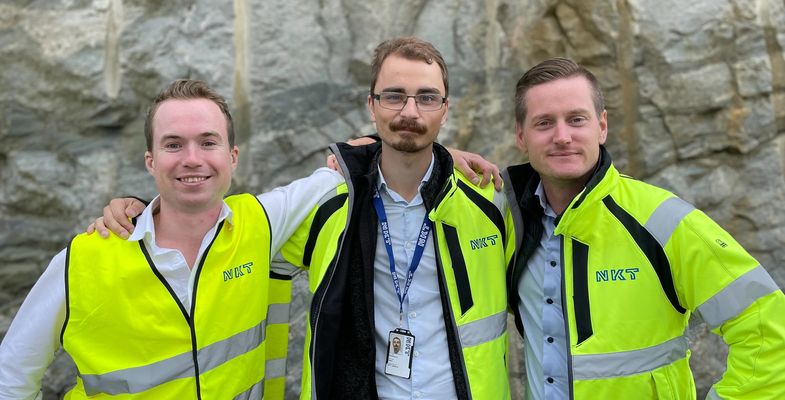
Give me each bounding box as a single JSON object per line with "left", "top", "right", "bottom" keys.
{"left": 371, "top": 91, "right": 447, "bottom": 112}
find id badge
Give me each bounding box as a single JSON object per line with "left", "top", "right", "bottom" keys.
{"left": 384, "top": 328, "right": 415, "bottom": 379}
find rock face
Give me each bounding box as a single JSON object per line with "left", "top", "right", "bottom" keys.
{"left": 1, "top": 1, "right": 784, "bottom": 399}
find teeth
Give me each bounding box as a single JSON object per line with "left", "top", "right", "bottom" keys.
{"left": 180, "top": 176, "right": 207, "bottom": 183}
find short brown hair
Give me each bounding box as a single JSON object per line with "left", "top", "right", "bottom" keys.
{"left": 514, "top": 57, "right": 604, "bottom": 123}
{"left": 370, "top": 37, "right": 449, "bottom": 97}
{"left": 144, "top": 79, "right": 234, "bottom": 151}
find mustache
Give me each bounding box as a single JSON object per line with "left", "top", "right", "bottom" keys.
{"left": 389, "top": 118, "right": 427, "bottom": 134}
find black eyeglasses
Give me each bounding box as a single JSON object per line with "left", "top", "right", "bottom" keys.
{"left": 372, "top": 92, "right": 446, "bottom": 111}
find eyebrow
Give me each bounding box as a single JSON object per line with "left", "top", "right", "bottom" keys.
{"left": 530, "top": 108, "right": 593, "bottom": 120}
{"left": 159, "top": 131, "right": 223, "bottom": 142}
{"left": 380, "top": 87, "right": 442, "bottom": 95}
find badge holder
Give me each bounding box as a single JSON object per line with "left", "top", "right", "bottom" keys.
{"left": 385, "top": 327, "right": 415, "bottom": 378}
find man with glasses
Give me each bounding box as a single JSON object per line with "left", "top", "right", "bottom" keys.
{"left": 82, "top": 37, "right": 511, "bottom": 399}
{"left": 275, "top": 36, "right": 511, "bottom": 400}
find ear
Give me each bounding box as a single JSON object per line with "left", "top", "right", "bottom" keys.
{"left": 144, "top": 151, "right": 154, "bottom": 174}
{"left": 230, "top": 145, "right": 239, "bottom": 171}
{"left": 515, "top": 123, "right": 528, "bottom": 154}
{"left": 367, "top": 94, "right": 376, "bottom": 123}
{"left": 598, "top": 109, "right": 608, "bottom": 145}
{"left": 440, "top": 98, "right": 449, "bottom": 126}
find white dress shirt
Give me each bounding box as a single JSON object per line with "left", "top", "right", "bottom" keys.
{"left": 373, "top": 155, "right": 457, "bottom": 400}
{"left": 0, "top": 168, "right": 344, "bottom": 400}
{"left": 517, "top": 182, "right": 569, "bottom": 400}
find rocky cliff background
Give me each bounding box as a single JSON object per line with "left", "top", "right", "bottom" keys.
{"left": 1, "top": 0, "right": 784, "bottom": 398}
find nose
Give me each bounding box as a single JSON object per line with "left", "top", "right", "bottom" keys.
{"left": 553, "top": 121, "right": 572, "bottom": 145}
{"left": 399, "top": 96, "right": 421, "bottom": 118}
{"left": 182, "top": 143, "right": 203, "bottom": 167}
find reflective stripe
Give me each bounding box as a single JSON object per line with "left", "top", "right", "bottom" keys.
{"left": 267, "top": 302, "right": 290, "bottom": 325}
{"left": 199, "top": 319, "right": 267, "bottom": 373}
{"left": 265, "top": 357, "right": 287, "bottom": 379}
{"left": 81, "top": 350, "right": 194, "bottom": 395}
{"left": 573, "top": 335, "right": 689, "bottom": 380}
{"left": 644, "top": 197, "right": 694, "bottom": 247}
{"left": 233, "top": 378, "right": 264, "bottom": 400}
{"left": 458, "top": 310, "right": 507, "bottom": 347}
{"left": 697, "top": 265, "right": 779, "bottom": 329}
{"left": 706, "top": 387, "right": 721, "bottom": 400}
{"left": 81, "top": 319, "right": 267, "bottom": 395}
{"left": 270, "top": 261, "right": 300, "bottom": 277}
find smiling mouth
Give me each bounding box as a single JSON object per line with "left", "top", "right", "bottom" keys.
{"left": 178, "top": 176, "right": 209, "bottom": 183}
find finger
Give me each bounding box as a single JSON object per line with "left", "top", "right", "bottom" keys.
{"left": 104, "top": 204, "right": 131, "bottom": 239}
{"left": 492, "top": 166, "right": 503, "bottom": 192}
{"left": 95, "top": 217, "right": 111, "bottom": 239}
{"left": 458, "top": 157, "right": 480, "bottom": 185}
{"left": 478, "top": 168, "right": 491, "bottom": 188}
{"left": 346, "top": 137, "right": 376, "bottom": 146}
{"left": 326, "top": 154, "right": 339, "bottom": 170}
{"left": 126, "top": 199, "right": 146, "bottom": 219}
{"left": 110, "top": 199, "right": 136, "bottom": 234}
{"left": 86, "top": 222, "right": 95, "bottom": 235}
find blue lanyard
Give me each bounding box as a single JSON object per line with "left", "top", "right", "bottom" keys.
{"left": 372, "top": 189, "right": 432, "bottom": 326}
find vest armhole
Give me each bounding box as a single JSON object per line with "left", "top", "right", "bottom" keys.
{"left": 60, "top": 239, "right": 74, "bottom": 345}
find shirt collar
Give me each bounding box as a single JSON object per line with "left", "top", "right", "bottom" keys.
{"left": 127, "top": 195, "right": 235, "bottom": 243}
{"left": 534, "top": 181, "right": 558, "bottom": 219}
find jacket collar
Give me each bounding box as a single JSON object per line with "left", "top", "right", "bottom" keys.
{"left": 331, "top": 140, "right": 454, "bottom": 210}
{"left": 504, "top": 145, "right": 615, "bottom": 224}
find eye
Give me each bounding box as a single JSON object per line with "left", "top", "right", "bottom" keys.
{"left": 380, "top": 92, "right": 406, "bottom": 104}
{"left": 533, "top": 119, "right": 553, "bottom": 129}
{"left": 163, "top": 142, "right": 181, "bottom": 150}
{"left": 416, "top": 94, "right": 440, "bottom": 105}
{"left": 202, "top": 140, "right": 218, "bottom": 147}
{"left": 569, "top": 115, "right": 588, "bottom": 125}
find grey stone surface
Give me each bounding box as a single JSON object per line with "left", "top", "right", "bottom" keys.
{"left": 1, "top": 1, "right": 785, "bottom": 399}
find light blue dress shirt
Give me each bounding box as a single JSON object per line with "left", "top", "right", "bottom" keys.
{"left": 517, "top": 182, "right": 570, "bottom": 400}
{"left": 373, "top": 155, "right": 457, "bottom": 400}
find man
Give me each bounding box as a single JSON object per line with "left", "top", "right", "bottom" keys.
{"left": 0, "top": 80, "right": 344, "bottom": 398}
{"left": 502, "top": 57, "right": 785, "bottom": 399}
{"left": 392, "top": 336, "right": 402, "bottom": 354}
{"left": 270, "top": 36, "right": 511, "bottom": 400}
{"left": 93, "top": 38, "right": 512, "bottom": 399}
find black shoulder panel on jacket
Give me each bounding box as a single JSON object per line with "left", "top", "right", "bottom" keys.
{"left": 456, "top": 180, "right": 506, "bottom": 245}
{"left": 303, "top": 193, "right": 348, "bottom": 267}
{"left": 602, "top": 196, "right": 686, "bottom": 314}
{"left": 572, "top": 240, "right": 593, "bottom": 344}
{"left": 443, "top": 223, "right": 474, "bottom": 315}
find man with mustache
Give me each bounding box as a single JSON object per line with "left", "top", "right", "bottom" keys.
{"left": 502, "top": 57, "right": 785, "bottom": 399}
{"left": 85, "top": 37, "right": 511, "bottom": 399}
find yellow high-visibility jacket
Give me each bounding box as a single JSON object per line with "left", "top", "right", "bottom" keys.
{"left": 279, "top": 142, "right": 512, "bottom": 399}
{"left": 62, "top": 194, "right": 289, "bottom": 399}
{"left": 504, "top": 146, "right": 785, "bottom": 399}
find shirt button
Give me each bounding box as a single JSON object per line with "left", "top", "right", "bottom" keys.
{"left": 547, "top": 377, "right": 554, "bottom": 384}
{"left": 546, "top": 298, "right": 554, "bottom": 304}
{"left": 547, "top": 337, "right": 554, "bottom": 343}
{"left": 409, "top": 311, "right": 417, "bottom": 318}
{"left": 414, "top": 350, "right": 420, "bottom": 357}
{"left": 405, "top": 241, "right": 414, "bottom": 250}
{"left": 414, "top": 391, "right": 422, "bottom": 398}
{"left": 550, "top": 261, "right": 557, "bottom": 267}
